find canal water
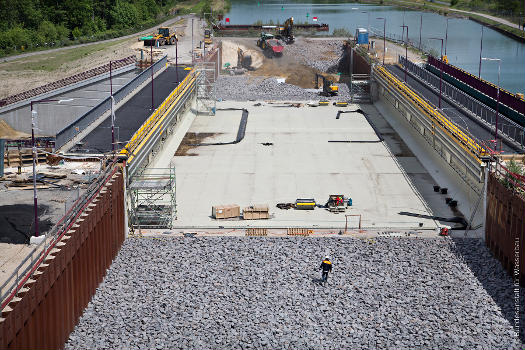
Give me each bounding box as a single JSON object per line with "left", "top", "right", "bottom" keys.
{"left": 225, "top": 0, "right": 525, "bottom": 94}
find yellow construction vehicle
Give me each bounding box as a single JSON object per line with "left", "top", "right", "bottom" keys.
{"left": 276, "top": 17, "right": 295, "bottom": 43}
{"left": 140, "top": 27, "right": 177, "bottom": 46}
{"left": 204, "top": 29, "right": 213, "bottom": 46}
{"left": 441, "top": 55, "right": 449, "bottom": 64}
{"left": 237, "top": 48, "right": 253, "bottom": 69}
{"left": 315, "top": 73, "right": 338, "bottom": 96}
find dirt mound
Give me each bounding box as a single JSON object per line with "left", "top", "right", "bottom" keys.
{"left": 0, "top": 120, "right": 31, "bottom": 140}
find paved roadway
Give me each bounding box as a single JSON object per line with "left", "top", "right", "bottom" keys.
{"left": 385, "top": 64, "right": 515, "bottom": 154}
{"left": 75, "top": 67, "right": 188, "bottom": 154}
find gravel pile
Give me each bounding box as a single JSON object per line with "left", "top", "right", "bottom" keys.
{"left": 216, "top": 76, "right": 351, "bottom": 101}
{"left": 286, "top": 39, "right": 344, "bottom": 73}
{"left": 66, "top": 237, "right": 524, "bottom": 350}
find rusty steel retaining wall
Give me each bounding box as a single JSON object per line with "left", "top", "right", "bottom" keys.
{"left": 485, "top": 172, "right": 525, "bottom": 286}
{"left": 0, "top": 168, "right": 125, "bottom": 349}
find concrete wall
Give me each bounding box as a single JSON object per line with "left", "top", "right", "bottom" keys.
{"left": 372, "top": 72, "right": 486, "bottom": 228}
{"left": 0, "top": 167, "right": 125, "bottom": 349}
{"left": 0, "top": 68, "right": 138, "bottom": 137}
{"left": 485, "top": 172, "right": 525, "bottom": 286}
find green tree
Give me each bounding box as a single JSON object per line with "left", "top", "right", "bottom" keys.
{"left": 110, "top": 1, "right": 139, "bottom": 29}
{"left": 39, "top": 20, "right": 57, "bottom": 43}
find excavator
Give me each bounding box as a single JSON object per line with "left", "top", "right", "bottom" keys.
{"left": 140, "top": 27, "right": 177, "bottom": 46}
{"left": 315, "top": 73, "right": 339, "bottom": 96}
{"left": 237, "top": 48, "right": 253, "bottom": 69}
{"left": 276, "top": 17, "right": 295, "bottom": 43}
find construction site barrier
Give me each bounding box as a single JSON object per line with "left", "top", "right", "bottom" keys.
{"left": 400, "top": 56, "right": 525, "bottom": 151}
{"left": 0, "top": 56, "right": 135, "bottom": 108}
{"left": 0, "top": 163, "right": 125, "bottom": 349}
{"left": 375, "top": 65, "right": 487, "bottom": 163}
{"left": 55, "top": 56, "right": 167, "bottom": 150}
{"left": 121, "top": 69, "right": 197, "bottom": 169}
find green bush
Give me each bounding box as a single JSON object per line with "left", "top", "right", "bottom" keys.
{"left": 332, "top": 27, "right": 351, "bottom": 37}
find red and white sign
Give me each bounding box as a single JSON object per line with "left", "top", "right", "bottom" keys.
{"left": 313, "top": 16, "right": 318, "bottom": 21}
{"left": 225, "top": 17, "right": 230, "bottom": 23}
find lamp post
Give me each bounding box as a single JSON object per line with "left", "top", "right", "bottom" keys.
{"left": 175, "top": 36, "right": 179, "bottom": 84}
{"left": 376, "top": 17, "right": 386, "bottom": 65}
{"left": 150, "top": 44, "right": 154, "bottom": 110}
{"left": 445, "top": 18, "right": 451, "bottom": 56}
{"left": 429, "top": 37, "right": 444, "bottom": 109}
{"left": 361, "top": 11, "right": 370, "bottom": 34}
{"left": 478, "top": 25, "right": 484, "bottom": 78}
{"left": 481, "top": 57, "right": 501, "bottom": 152}
{"left": 419, "top": 14, "right": 423, "bottom": 50}
{"left": 401, "top": 25, "right": 408, "bottom": 82}
{"left": 30, "top": 98, "right": 72, "bottom": 237}
{"left": 109, "top": 60, "right": 115, "bottom": 152}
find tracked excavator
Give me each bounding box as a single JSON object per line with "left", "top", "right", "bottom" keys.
{"left": 237, "top": 48, "right": 253, "bottom": 69}
{"left": 315, "top": 73, "right": 339, "bottom": 96}
{"left": 276, "top": 17, "right": 295, "bottom": 43}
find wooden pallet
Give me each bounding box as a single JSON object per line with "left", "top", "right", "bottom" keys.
{"left": 246, "top": 228, "right": 268, "bottom": 236}
{"left": 287, "top": 228, "right": 313, "bottom": 236}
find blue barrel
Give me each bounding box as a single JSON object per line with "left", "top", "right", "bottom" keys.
{"left": 348, "top": 198, "right": 352, "bottom": 206}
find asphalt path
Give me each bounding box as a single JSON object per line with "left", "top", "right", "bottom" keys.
{"left": 76, "top": 66, "right": 188, "bottom": 154}
{"left": 385, "top": 64, "right": 515, "bottom": 154}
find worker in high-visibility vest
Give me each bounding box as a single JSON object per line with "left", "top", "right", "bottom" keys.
{"left": 319, "top": 256, "right": 333, "bottom": 285}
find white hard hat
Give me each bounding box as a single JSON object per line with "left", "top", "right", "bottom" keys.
{"left": 325, "top": 255, "right": 330, "bottom": 260}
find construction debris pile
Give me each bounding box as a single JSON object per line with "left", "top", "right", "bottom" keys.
{"left": 65, "top": 237, "right": 524, "bottom": 350}
{"left": 284, "top": 39, "right": 343, "bottom": 73}
{"left": 215, "top": 76, "right": 350, "bottom": 101}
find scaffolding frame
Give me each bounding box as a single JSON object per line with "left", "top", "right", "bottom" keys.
{"left": 195, "top": 61, "right": 216, "bottom": 115}
{"left": 129, "top": 167, "right": 176, "bottom": 229}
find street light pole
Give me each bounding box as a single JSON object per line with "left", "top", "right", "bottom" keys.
{"left": 478, "top": 25, "right": 484, "bottom": 78}
{"left": 419, "top": 14, "right": 422, "bottom": 50}
{"left": 376, "top": 17, "right": 386, "bottom": 65}
{"left": 481, "top": 57, "right": 501, "bottom": 152}
{"left": 191, "top": 18, "right": 194, "bottom": 65}
{"left": 29, "top": 98, "right": 71, "bottom": 237}
{"left": 445, "top": 20, "right": 449, "bottom": 55}
{"left": 109, "top": 60, "right": 115, "bottom": 152}
{"left": 151, "top": 44, "right": 154, "bottom": 110}
{"left": 175, "top": 36, "right": 179, "bottom": 84}
{"left": 401, "top": 25, "right": 408, "bottom": 82}
{"left": 429, "top": 37, "right": 444, "bottom": 109}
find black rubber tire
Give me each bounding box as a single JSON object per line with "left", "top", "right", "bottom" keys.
{"left": 170, "top": 37, "right": 176, "bottom": 45}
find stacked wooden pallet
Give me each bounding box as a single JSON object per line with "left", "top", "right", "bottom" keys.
{"left": 3, "top": 148, "right": 48, "bottom": 168}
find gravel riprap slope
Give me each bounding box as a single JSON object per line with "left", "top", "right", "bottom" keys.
{"left": 65, "top": 237, "right": 524, "bottom": 350}
{"left": 215, "top": 76, "right": 351, "bottom": 101}
{"left": 285, "top": 39, "right": 344, "bottom": 73}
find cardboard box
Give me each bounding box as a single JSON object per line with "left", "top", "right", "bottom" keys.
{"left": 212, "top": 204, "right": 240, "bottom": 219}
{"left": 243, "top": 204, "right": 269, "bottom": 220}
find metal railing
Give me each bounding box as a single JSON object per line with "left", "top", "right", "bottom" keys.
{"left": 0, "top": 158, "right": 120, "bottom": 312}
{"left": 55, "top": 56, "right": 168, "bottom": 150}
{"left": 121, "top": 68, "right": 197, "bottom": 165}
{"left": 399, "top": 55, "right": 525, "bottom": 151}
{"left": 375, "top": 65, "right": 487, "bottom": 162}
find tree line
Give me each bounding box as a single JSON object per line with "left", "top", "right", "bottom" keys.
{"left": 0, "top": 0, "right": 178, "bottom": 56}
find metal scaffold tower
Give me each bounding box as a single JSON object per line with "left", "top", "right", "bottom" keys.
{"left": 129, "top": 167, "right": 176, "bottom": 229}
{"left": 195, "top": 61, "right": 216, "bottom": 115}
